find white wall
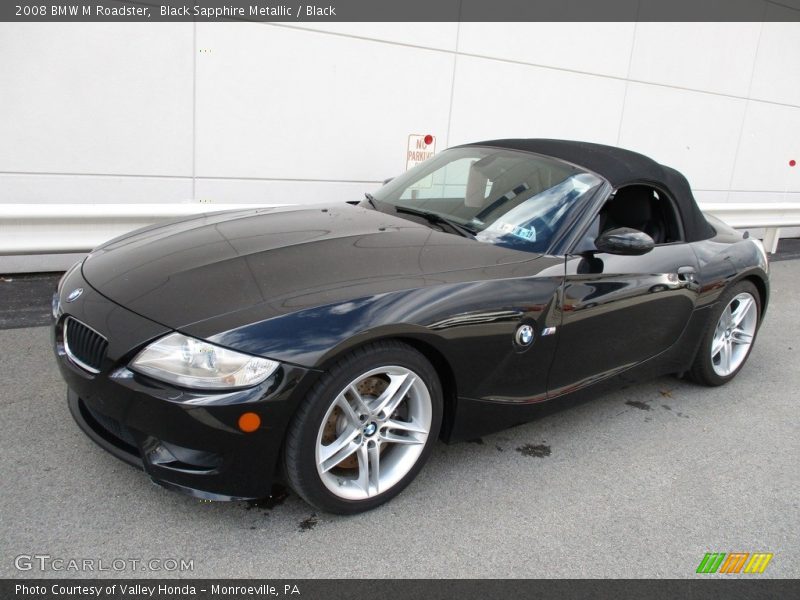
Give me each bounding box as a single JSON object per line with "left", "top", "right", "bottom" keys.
{"left": 1, "top": 20, "right": 799, "bottom": 217}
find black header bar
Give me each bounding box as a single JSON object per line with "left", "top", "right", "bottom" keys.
{"left": 3, "top": 0, "right": 800, "bottom": 23}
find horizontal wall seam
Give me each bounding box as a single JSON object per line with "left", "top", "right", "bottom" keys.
{"left": 0, "top": 171, "right": 382, "bottom": 184}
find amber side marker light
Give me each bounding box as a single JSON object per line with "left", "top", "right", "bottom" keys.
{"left": 238, "top": 412, "right": 261, "bottom": 433}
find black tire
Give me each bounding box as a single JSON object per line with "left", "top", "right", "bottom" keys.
{"left": 687, "top": 280, "right": 761, "bottom": 386}
{"left": 283, "top": 340, "right": 443, "bottom": 514}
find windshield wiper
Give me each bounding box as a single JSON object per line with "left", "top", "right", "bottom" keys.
{"left": 395, "top": 206, "right": 476, "bottom": 239}
{"left": 364, "top": 193, "right": 378, "bottom": 209}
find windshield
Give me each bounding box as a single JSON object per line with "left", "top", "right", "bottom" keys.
{"left": 371, "top": 147, "right": 604, "bottom": 253}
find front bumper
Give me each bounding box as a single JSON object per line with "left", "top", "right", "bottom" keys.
{"left": 54, "top": 268, "right": 317, "bottom": 500}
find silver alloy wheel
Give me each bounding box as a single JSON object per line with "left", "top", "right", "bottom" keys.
{"left": 315, "top": 366, "right": 432, "bottom": 501}
{"left": 711, "top": 292, "right": 757, "bottom": 377}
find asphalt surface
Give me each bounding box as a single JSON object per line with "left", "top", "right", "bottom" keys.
{"left": 0, "top": 260, "right": 798, "bottom": 579}
{"left": 0, "top": 272, "right": 60, "bottom": 329}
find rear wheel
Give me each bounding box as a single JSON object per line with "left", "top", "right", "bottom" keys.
{"left": 688, "top": 280, "right": 760, "bottom": 386}
{"left": 283, "top": 341, "right": 442, "bottom": 514}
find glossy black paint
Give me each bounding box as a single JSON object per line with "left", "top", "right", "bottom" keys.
{"left": 549, "top": 242, "right": 701, "bottom": 394}
{"left": 594, "top": 227, "right": 655, "bottom": 255}
{"left": 53, "top": 266, "right": 319, "bottom": 499}
{"left": 53, "top": 156, "right": 769, "bottom": 501}
{"left": 81, "top": 205, "right": 540, "bottom": 329}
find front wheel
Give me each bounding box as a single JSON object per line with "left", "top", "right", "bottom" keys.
{"left": 283, "top": 341, "right": 443, "bottom": 514}
{"left": 688, "top": 280, "right": 761, "bottom": 386}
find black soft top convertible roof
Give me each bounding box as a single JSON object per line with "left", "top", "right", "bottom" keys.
{"left": 464, "top": 138, "right": 715, "bottom": 242}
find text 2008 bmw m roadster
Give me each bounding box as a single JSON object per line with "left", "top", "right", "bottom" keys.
{"left": 53, "top": 139, "right": 769, "bottom": 514}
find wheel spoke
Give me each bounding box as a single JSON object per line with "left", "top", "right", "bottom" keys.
{"left": 381, "top": 418, "right": 428, "bottom": 445}
{"left": 373, "top": 372, "right": 415, "bottom": 417}
{"left": 380, "top": 429, "right": 426, "bottom": 446}
{"left": 355, "top": 444, "right": 370, "bottom": 494}
{"left": 346, "top": 385, "right": 371, "bottom": 416}
{"left": 385, "top": 418, "right": 428, "bottom": 435}
{"left": 711, "top": 335, "right": 726, "bottom": 357}
{"left": 720, "top": 340, "right": 733, "bottom": 374}
{"left": 730, "top": 296, "right": 754, "bottom": 327}
{"left": 722, "top": 304, "right": 733, "bottom": 329}
{"left": 319, "top": 428, "right": 360, "bottom": 473}
{"left": 731, "top": 328, "right": 753, "bottom": 345}
{"left": 368, "top": 443, "right": 381, "bottom": 494}
{"left": 334, "top": 394, "right": 362, "bottom": 428}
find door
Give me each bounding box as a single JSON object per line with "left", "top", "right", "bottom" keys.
{"left": 547, "top": 185, "right": 700, "bottom": 395}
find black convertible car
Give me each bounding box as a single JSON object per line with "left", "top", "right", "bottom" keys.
{"left": 52, "top": 139, "right": 769, "bottom": 514}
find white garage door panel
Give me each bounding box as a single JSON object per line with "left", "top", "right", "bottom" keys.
{"left": 447, "top": 56, "right": 626, "bottom": 147}
{"left": 195, "top": 23, "right": 453, "bottom": 181}
{"left": 750, "top": 5, "right": 800, "bottom": 107}
{"left": 731, "top": 101, "right": 800, "bottom": 193}
{"left": 0, "top": 23, "right": 194, "bottom": 176}
{"left": 618, "top": 83, "right": 746, "bottom": 191}
{"left": 629, "top": 22, "right": 761, "bottom": 98}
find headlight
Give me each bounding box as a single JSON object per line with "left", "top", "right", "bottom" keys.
{"left": 130, "top": 333, "right": 279, "bottom": 390}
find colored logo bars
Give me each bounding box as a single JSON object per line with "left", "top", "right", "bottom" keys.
{"left": 696, "top": 552, "right": 773, "bottom": 574}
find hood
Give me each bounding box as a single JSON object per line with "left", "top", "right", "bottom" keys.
{"left": 82, "top": 204, "right": 540, "bottom": 331}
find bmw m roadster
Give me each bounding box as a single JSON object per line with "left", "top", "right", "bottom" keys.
{"left": 53, "top": 139, "right": 769, "bottom": 513}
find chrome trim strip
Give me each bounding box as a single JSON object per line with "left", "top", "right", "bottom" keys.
{"left": 63, "top": 317, "right": 104, "bottom": 374}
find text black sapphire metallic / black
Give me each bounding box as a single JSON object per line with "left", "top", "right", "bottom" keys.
{"left": 51, "top": 139, "right": 769, "bottom": 514}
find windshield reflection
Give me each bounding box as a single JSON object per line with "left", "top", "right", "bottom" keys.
{"left": 371, "top": 147, "right": 603, "bottom": 253}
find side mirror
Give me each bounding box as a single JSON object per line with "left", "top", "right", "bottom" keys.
{"left": 594, "top": 227, "right": 654, "bottom": 256}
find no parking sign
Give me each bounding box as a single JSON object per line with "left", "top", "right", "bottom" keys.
{"left": 406, "top": 134, "right": 436, "bottom": 189}
{"left": 406, "top": 134, "right": 436, "bottom": 171}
